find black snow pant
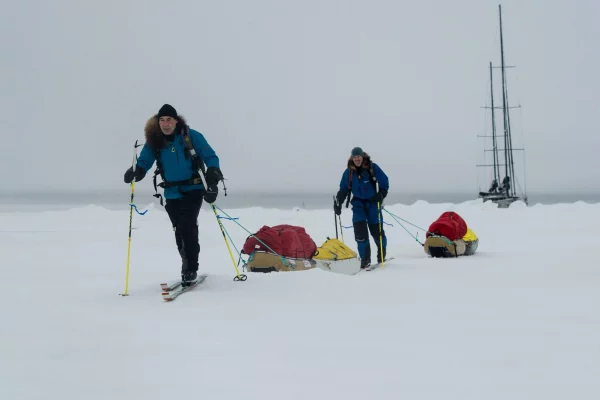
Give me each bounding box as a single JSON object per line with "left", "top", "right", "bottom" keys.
{"left": 353, "top": 221, "right": 387, "bottom": 266}
{"left": 165, "top": 189, "right": 204, "bottom": 274}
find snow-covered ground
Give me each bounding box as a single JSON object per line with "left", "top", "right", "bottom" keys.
{"left": 1, "top": 199, "right": 599, "bottom": 399}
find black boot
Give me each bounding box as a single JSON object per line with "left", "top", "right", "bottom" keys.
{"left": 181, "top": 271, "right": 198, "bottom": 287}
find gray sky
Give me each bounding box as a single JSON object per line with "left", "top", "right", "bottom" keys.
{"left": 2, "top": 0, "right": 599, "bottom": 195}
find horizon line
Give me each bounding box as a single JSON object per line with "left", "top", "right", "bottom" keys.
{"left": 3, "top": 189, "right": 600, "bottom": 196}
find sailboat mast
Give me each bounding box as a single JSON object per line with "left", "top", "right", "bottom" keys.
{"left": 489, "top": 62, "right": 500, "bottom": 186}
{"left": 498, "top": 4, "right": 514, "bottom": 197}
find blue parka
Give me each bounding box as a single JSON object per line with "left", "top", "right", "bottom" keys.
{"left": 339, "top": 158, "right": 389, "bottom": 201}
{"left": 137, "top": 117, "right": 219, "bottom": 200}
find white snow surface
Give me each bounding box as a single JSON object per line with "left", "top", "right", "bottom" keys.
{"left": 1, "top": 199, "right": 600, "bottom": 399}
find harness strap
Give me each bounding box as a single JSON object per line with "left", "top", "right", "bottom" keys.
{"left": 159, "top": 177, "right": 203, "bottom": 188}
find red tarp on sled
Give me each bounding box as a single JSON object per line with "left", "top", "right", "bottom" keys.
{"left": 242, "top": 224, "right": 317, "bottom": 259}
{"left": 426, "top": 211, "right": 468, "bottom": 241}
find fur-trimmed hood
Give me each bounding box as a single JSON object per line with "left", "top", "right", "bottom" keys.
{"left": 144, "top": 115, "right": 188, "bottom": 151}
{"left": 347, "top": 152, "right": 372, "bottom": 171}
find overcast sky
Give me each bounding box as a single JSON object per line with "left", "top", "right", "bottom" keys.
{"left": 2, "top": 0, "right": 598, "bottom": 195}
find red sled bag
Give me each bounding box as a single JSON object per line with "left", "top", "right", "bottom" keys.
{"left": 426, "top": 212, "right": 468, "bottom": 241}
{"left": 242, "top": 224, "right": 317, "bottom": 259}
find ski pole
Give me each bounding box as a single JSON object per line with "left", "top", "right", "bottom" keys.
{"left": 376, "top": 183, "right": 384, "bottom": 270}
{"left": 333, "top": 196, "right": 339, "bottom": 240}
{"left": 210, "top": 204, "right": 247, "bottom": 281}
{"left": 121, "top": 140, "right": 141, "bottom": 296}
{"left": 334, "top": 195, "right": 345, "bottom": 243}
{"left": 196, "top": 166, "right": 247, "bottom": 282}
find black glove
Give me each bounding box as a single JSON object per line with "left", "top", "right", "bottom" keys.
{"left": 333, "top": 199, "right": 341, "bottom": 215}
{"left": 124, "top": 166, "right": 146, "bottom": 183}
{"left": 203, "top": 185, "right": 218, "bottom": 204}
{"left": 335, "top": 190, "right": 348, "bottom": 207}
{"left": 369, "top": 188, "right": 388, "bottom": 203}
{"left": 205, "top": 167, "right": 223, "bottom": 186}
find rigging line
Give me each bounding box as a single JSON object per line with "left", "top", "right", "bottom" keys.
{"left": 515, "top": 77, "right": 528, "bottom": 197}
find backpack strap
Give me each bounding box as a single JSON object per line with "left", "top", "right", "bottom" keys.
{"left": 369, "top": 165, "right": 378, "bottom": 192}
{"left": 181, "top": 124, "right": 206, "bottom": 175}
{"left": 347, "top": 169, "right": 352, "bottom": 189}
{"left": 343, "top": 168, "right": 353, "bottom": 207}
{"left": 182, "top": 124, "right": 228, "bottom": 197}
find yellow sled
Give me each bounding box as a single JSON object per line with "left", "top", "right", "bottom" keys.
{"left": 313, "top": 238, "right": 362, "bottom": 275}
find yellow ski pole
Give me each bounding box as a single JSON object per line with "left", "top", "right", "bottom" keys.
{"left": 196, "top": 166, "right": 247, "bottom": 282}
{"left": 209, "top": 204, "right": 247, "bottom": 281}
{"left": 122, "top": 181, "right": 135, "bottom": 295}
{"left": 121, "top": 140, "right": 140, "bottom": 296}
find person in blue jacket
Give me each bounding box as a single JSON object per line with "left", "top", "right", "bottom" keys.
{"left": 123, "top": 104, "right": 222, "bottom": 286}
{"left": 334, "top": 147, "right": 389, "bottom": 269}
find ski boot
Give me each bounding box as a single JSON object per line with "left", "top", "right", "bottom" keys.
{"left": 181, "top": 271, "right": 198, "bottom": 287}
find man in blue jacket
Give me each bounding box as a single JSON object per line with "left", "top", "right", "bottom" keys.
{"left": 334, "top": 147, "right": 389, "bottom": 269}
{"left": 124, "top": 104, "right": 222, "bottom": 286}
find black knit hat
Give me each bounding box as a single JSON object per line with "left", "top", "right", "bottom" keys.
{"left": 351, "top": 147, "right": 364, "bottom": 157}
{"left": 157, "top": 104, "right": 178, "bottom": 119}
